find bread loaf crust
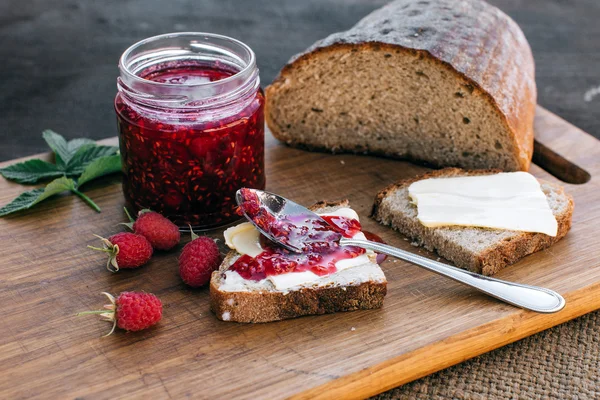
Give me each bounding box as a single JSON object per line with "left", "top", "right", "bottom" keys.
{"left": 266, "top": 0, "right": 536, "bottom": 171}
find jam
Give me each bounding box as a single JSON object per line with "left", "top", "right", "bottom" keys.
{"left": 116, "top": 33, "right": 265, "bottom": 228}
{"left": 237, "top": 189, "right": 346, "bottom": 253}
{"left": 363, "top": 231, "right": 388, "bottom": 264}
{"left": 232, "top": 189, "right": 366, "bottom": 280}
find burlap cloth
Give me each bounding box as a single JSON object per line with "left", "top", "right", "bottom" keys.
{"left": 375, "top": 310, "right": 600, "bottom": 399}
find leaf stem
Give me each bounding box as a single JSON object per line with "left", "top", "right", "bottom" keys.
{"left": 87, "top": 245, "right": 111, "bottom": 252}
{"left": 72, "top": 189, "right": 101, "bottom": 212}
{"left": 76, "top": 310, "right": 110, "bottom": 316}
{"left": 123, "top": 207, "right": 135, "bottom": 223}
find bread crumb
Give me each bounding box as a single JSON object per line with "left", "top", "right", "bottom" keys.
{"left": 340, "top": 160, "right": 345, "bottom": 165}
{"left": 222, "top": 312, "right": 231, "bottom": 321}
{"left": 351, "top": 327, "right": 356, "bottom": 331}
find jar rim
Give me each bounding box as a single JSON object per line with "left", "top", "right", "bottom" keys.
{"left": 119, "top": 32, "right": 256, "bottom": 88}
{"left": 117, "top": 32, "right": 259, "bottom": 109}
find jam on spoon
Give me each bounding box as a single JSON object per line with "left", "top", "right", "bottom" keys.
{"left": 230, "top": 188, "right": 366, "bottom": 280}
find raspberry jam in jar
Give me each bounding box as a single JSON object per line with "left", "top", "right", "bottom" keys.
{"left": 115, "top": 33, "right": 265, "bottom": 228}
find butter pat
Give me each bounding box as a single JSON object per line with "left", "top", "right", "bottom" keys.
{"left": 319, "top": 207, "right": 360, "bottom": 221}
{"left": 223, "top": 222, "right": 263, "bottom": 257}
{"left": 408, "top": 172, "right": 558, "bottom": 236}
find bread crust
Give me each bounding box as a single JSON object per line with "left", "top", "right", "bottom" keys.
{"left": 266, "top": 0, "right": 536, "bottom": 171}
{"left": 210, "top": 200, "right": 387, "bottom": 323}
{"left": 371, "top": 168, "right": 574, "bottom": 275}
{"left": 210, "top": 277, "right": 386, "bottom": 323}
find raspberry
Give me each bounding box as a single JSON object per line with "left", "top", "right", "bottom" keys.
{"left": 179, "top": 231, "right": 221, "bottom": 287}
{"left": 127, "top": 209, "right": 181, "bottom": 251}
{"left": 89, "top": 232, "right": 153, "bottom": 272}
{"left": 78, "top": 292, "right": 162, "bottom": 336}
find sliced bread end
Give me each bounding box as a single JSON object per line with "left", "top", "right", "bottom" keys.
{"left": 372, "top": 168, "right": 574, "bottom": 276}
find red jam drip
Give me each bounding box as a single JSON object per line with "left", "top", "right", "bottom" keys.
{"left": 233, "top": 190, "right": 366, "bottom": 280}
{"left": 116, "top": 62, "right": 265, "bottom": 228}
{"left": 321, "top": 215, "right": 362, "bottom": 237}
{"left": 363, "top": 231, "right": 388, "bottom": 264}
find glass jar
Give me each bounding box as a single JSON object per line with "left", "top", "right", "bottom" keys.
{"left": 115, "top": 33, "right": 265, "bottom": 229}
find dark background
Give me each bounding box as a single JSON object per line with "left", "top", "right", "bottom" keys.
{"left": 0, "top": 0, "right": 598, "bottom": 162}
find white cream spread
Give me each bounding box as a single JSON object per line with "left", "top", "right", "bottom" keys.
{"left": 408, "top": 172, "right": 558, "bottom": 236}
{"left": 222, "top": 207, "right": 375, "bottom": 290}
{"left": 219, "top": 261, "right": 385, "bottom": 293}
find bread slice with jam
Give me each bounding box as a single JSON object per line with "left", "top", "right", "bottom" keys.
{"left": 372, "top": 168, "right": 574, "bottom": 276}
{"left": 210, "top": 200, "right": 387, "bottom": 323}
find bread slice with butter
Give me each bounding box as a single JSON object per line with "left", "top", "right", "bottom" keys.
{"left": 372, "top": 168, "right": 574, "bottom": 276}
{"left": 210, "top": 200, "right": 387, "bottom": 323}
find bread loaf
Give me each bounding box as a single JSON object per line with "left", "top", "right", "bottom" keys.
{"left": 266, "top": 0, "right": 536, "bottom": 171}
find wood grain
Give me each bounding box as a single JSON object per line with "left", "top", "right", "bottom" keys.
{"left": 0, "top": 106, "right": 598, "bottom": 399}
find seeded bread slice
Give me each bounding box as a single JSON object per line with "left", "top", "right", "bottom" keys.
{"left": 210, "top": 200, "right": 387, "bottom": 323}
{"left": 265, "top": 0, "right": 536, "bottom": 171}
{"left": 372, "top": 169, "right": 574, "bottom": 276}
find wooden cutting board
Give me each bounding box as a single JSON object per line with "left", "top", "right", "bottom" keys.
{"left": 0, "top": 107, "right": 598, "bottom": 399}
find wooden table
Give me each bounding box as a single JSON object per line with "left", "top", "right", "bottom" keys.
{"left": 0, "top": 106, "right": 598, "bottom": 399}
{"left": 1, "top": 1, "right": 599, "bottom": 398}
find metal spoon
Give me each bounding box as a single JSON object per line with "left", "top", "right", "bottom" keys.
{"left": 236, "top": 188, "right": 566, "bottom": 314}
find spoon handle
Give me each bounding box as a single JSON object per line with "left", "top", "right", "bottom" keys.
{"left": 340, "top": 238, "right": 565, "bottom": 313}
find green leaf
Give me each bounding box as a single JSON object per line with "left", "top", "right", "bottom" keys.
{"left": 67, "top": 138, "right": 96, "bottom": 154}
{"left": 0, "top": 177, "right": 76, "bottom": 216}
{"left": 77, "top": 154, "right": 122, "bottom": 187}
{"left": 0, "top": 132, "right": 113, "bottom": 217}
{"left": 31, "top": 177, "right": 76, "bottom": 206}
{"left": 42, "top": 130, "right": 69, "bottom": 167}
{"left": 66, "top": 145, "right": 118, "bottom": 175}
{"left": 42, "top": 130, "right": 96, "bottom": 167}
{"left": 0, "top": 159, "right": 65, "bottom": 184}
